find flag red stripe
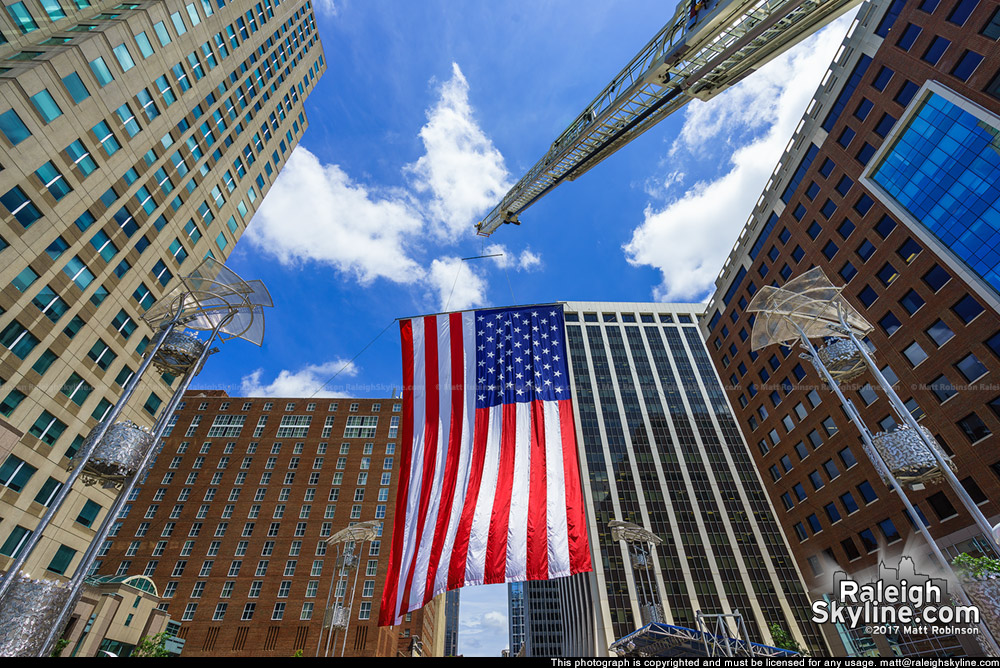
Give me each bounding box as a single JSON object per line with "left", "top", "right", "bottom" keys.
{"left": 399, "top": 315, "right": 441, "bottom": 616}
{"left": 485, "top": 402, "right": 517, "bottom": 583}
{"left": 448, "top": 406, "right": 490, "bottom": 589}
{"left": 423, "top": 313, "right": 465, "bottom": 605}
{"left": 559, "top": 398, "right": 591, "bottom": 574}
{"left": 527, "top": 399, "right": 549, "bottom": 580}
{"left": 379, "top": 319, "right": 415, "bottom": 625}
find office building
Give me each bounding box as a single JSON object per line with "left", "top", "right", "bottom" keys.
{"left": 559, "top": 301, "right": 826, "bottom": 655}
{"left": 701, "top": 0, "right": 1000, "bottom": 656}
{"left": 0, "top": 0, "right": 325, "bottom": 583}
{"left": 97, "top": 391, "right": 441, "bottom": 656}
{"left": 506, "top": 580, "right": 564, "bottom": 656}
{"left": 443, "top": 588, "right": 459, "bottom": 656}
{"left": 507, "top": 581, "right": 525, "bottom": 656}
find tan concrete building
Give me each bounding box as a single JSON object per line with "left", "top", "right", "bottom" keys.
{"left": 60, "top": 574, "right": 174, "bottom": 657}
{"left": 0, "top": 0, "right": 325, "bottom": 586}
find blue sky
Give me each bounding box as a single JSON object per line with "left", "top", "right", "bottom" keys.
{"left": 191, "top": 0, "right": 857, "bottom": 656}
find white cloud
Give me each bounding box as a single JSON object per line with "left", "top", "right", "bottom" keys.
{"left": 457, "top": 584, "right": 509, "bottom": 656}
{"left": 246, "top": 63, "right": 511, "bottom": 308}
{"left": 624, "top": 13, "right": 856, "bottom": 302}
{"left": 313, "top": 0, "right": 336, "bottom": 16}
{"left": 483, "top": 243, "right": 543, "bottom": 272}
{"left": 245, "top": 148, "right": 425, "bottom": 285}
{"left": 427, "top": 256, "right": 488, "bottom": 311}
{"left": 240, "top": 358, "right": 359, "bottom": 397}
{"left": 406, "top": 63, "right": 511, "bottom": 240}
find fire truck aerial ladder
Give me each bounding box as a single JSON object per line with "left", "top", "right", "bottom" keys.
{"left": 475, "top": 0, "right": 863, "bottom": 237}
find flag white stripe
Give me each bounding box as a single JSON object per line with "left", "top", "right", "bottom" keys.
{"left": 395, "top": 317, "right": 426, "bottom": 618}
{"left": 432, "top": 313, "right": 477, "bottom": 596}
{"left": 464, "top": 404, "right": 502, "bottom": 585}
{"left": 506, "top": 402, "right": 531, "bottom": 579}
{"left": 408, "top": 314, "right": 451, "bottom": 606}
{"left": 544, "top": 401, "right": 570, "bottom": 577}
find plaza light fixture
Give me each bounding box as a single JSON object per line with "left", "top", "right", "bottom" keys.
{"left": 0, "top": 258, "right": 272, "bottom": 657}
{"left": 747, "top": 268, "right": 999, "bottom": 656}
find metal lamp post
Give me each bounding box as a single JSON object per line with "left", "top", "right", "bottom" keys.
{"left": 746, "top": 267, "right": 1000, "bottom": 656}
{"left": 609, "top": 520, "right": 665, "bottom": 627}
{"left": 0, "top": 258, "right": 272, "bottom": 657}
{"left": 317, "top": 520, "right": 380, "bottom": 657}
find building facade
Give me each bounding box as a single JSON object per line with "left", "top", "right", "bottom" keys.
{"left": 97, "top": 392, "right": 437, "bottom": 656}
{"left": 701, "top": 0, "right": 1000, "bottom": 655}
{"left": 560, "top": 301, "right": 827, "bottom": 655}
{"left": 443, "top": 588, "right": 459, "bottom": 656}
{"left": 0, "top": 0, "right": 324, "bottom": 582}
{"left": 507, "top": 581, "right": 525, "bottom": 656}
{"left": 507, "top": 579, "right": 564, "bottom": 656}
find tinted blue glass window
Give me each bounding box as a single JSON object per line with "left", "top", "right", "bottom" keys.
{"left": 838, "top": 219, "right": 856, "bottom": 238}
{"left": 952, "top": 50, "right": 984, "bottom": 81}
{"left": 819, "top": 158, "right": 835, "bottom": 178}
{"left": 922, "top": 264, "right": 951, "bottom": 291}
{"left": 30, "top": 90, "right": 62, "bottom": 123}
{"left": 874, "top": 113, "right": 897, "bottom": 137}
{"left": 875, "top": 0, "right": 907, "bottom": 36}
{"left": 822, "top": 57, "right": 872, "bottom": 132}
{"left": 855, "top": 143, "right": 876, "bottom": 165}
{"left": 807, "top": 221, "right": 821, "bottom": 239}
{"left": 871, "top": 93, "right": 1000, "bottom": 294}
{"left": 948, "top": 0, "right": 980, "bottom": 25}
{"left": 840, "top": 262, "right": 858, "bottom": 282}
{"left": 854, "top": 98, "right": 873, "bottom": 120}
{"left": 874, "top": 215, "right": 897, "bottom": 239}
{"left": 879, "top": 311, "right": 901, "bottom": 335}
{"left": 895, "top": 80, "right": 919, "bottom": 106}
{"left": 838, "top": 127, "right": 855, "bottom": 148}
{"left": 0, "top": 109, "right": 31, "bottom": 145}
{"left": 858, "top": 285, "right": 878, "bottom": 307}
{"left": 922, "top": 36, "right": 951, "bottom": 65}
{"left": 896, "top": 23, "right": 922, "bottom": 51}
{"left": 872, "top": 66, "right": 894, "bottom": 91}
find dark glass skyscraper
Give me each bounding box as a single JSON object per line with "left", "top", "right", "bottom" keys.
{"left": 560, "top": 301, "right": 826, "bottom": 655}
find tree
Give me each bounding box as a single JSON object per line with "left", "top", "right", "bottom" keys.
{"left": 132, "top": 633, "right": 170, "bottom": 657}
{"left": 768, "top": 623, "right": 806, "bottom": 656}
{"left": 50, "top": 638, "right": 70, "bottom": 657}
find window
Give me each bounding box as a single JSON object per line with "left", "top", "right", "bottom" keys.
{"left": 927, "top": 491, "right": 958, "bottom": 519}
{"left": 899, "top": 290, "right": 925, "bottom": 315}
{"left": 953, "top": 295, "right": 985, "bottom": 324}
{"left": 956, "top": 353, "right": 988, "bottom": 382}
{"left": 957, "top": 413, "right": 991, "bottom": 443}
{"left": 902, "top": 341, "right": 928, "bottom": 367}
{"left": 30, "top": 90, "right": 63, "bottom": 124}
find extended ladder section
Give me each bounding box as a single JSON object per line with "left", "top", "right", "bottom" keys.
{"left": 476, "top": 0, "right": 862, "bottom": 236}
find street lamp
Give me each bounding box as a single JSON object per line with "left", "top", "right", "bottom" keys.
{"left": 746, "top": 267, "right": 1000, "bottom": 655}
{"left": 609, "top": 520, "right": 664, "bottom": 626}
{"left": 318, "top": 520, "right": 380, "bottom": 657}
{"left": 0, "top": 258, "right": 272, "bottom": 657}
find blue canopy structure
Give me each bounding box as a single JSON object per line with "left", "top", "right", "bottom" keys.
{"left": 610, "top": 622, "right": 800, "bottom": 658}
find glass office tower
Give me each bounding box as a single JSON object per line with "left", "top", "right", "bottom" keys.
{"left": 561, "top": 301, "right": 825, "bottom": 655}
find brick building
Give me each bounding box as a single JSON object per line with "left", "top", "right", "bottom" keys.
{"left": 701, "top": 0, "right": 1000, "bottom": 655}
{"left": 98, "top": 391, "right": 440, "bottom": 656}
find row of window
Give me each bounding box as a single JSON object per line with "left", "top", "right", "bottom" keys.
{"left": 184, "top": 400, "right": 401, "bottom": 412}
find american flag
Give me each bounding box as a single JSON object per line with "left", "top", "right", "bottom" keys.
{"left": 379, "top": 304, "right": 592, "bottom": 626}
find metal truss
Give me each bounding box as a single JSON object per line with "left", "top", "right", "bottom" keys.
{"left": 476, "top": 0, "right": 861, "bottom": 236}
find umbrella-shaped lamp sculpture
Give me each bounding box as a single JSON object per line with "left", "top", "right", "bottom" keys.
{"left": 746, "top": 267, "right": 999, "bottom": 655}
{"left": 0, "top": 258, "right": 272, "bottom": 657}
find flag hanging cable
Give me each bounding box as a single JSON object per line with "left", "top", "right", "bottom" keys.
{"left": 379, "top": 304, "right": 592, "bottom": 626}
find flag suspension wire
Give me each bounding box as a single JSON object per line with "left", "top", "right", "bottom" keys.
{"left": 446, "top": 253, "right": 517, "bottom": 310}
{"left": 306, "top": 318, "right": 398, "bottom": 399}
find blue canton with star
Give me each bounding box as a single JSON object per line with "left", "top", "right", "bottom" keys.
{"left": 474, "top": 305, "right": 570, "bottom": 409}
